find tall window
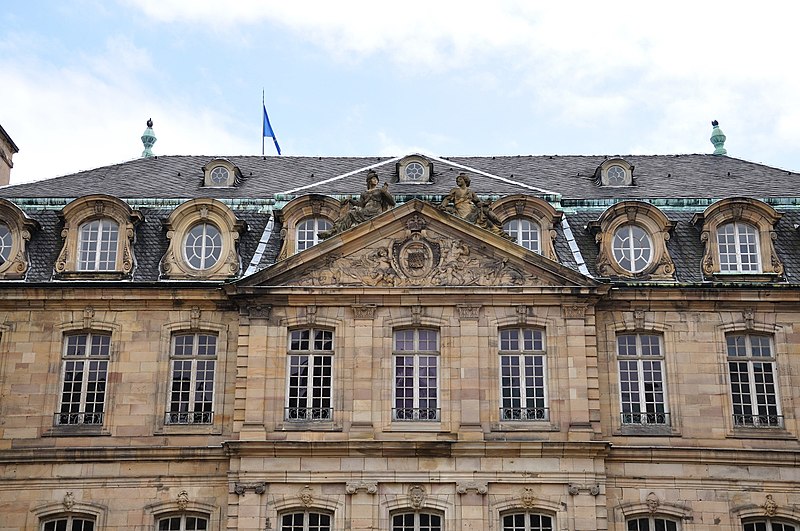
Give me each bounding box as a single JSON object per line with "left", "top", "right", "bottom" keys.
{"left": 158, "top": 514, "right": 209, "bottom": 530}
{"left": 393, "top": 329, "right": 439, "bottom": 421}
{"left": 56, "top": 333, "right": 110, "bottom": 425}
{"left": 503, "top": 218, "right": 540, "bottom": 253}
{"left": 167, "top": 333, "right": 217, "bottom": 425}
{"left": 184, "top": 223, "right": 222, "bottom": 270}
{"left": 718, "top": 222, "right": 761, "bottom": 273}
{"left": 392, "top": 512, "right": 442, "bottom": 531}
{"left": 287, "top": 328, "right": 333, "bottom": 421}
{"left": 77, "top": 219, "right": 119, "bottom": 271}
{"left": 744, "top": 519, "right": 798, "bottom": 531}
{"left": 617, "top": 334, "right": 668, "bottom": 425}
{"left": 727, "top": 334, "right": 782, "bottom": 427}
{"left": 499, "top": 328, "right": 548, "bottom": 421}
{"left": 281, "top": 511, "right": 331, "bottom": 531}
{"left": 296, "top": 218, "right": 332, "bottom": 252}
{"left": 627, "top": 516, "right": 679, "bottom": 531}
{"left": 42, "top": 517, "right": 95, "bottom": 531}
{"left": 503, "top": 512, "right": 553, "bottom": 530}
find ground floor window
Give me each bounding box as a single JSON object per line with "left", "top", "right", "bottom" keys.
{"left": 281, "top": 511, "right": 332, "bottom": 531}
{"left": 627, "top": 516, "right": 678, "bottom": 531}
{"left": 503, "top": 512, "right": 553, "bottom": 530}
{"left": 744, "top": 520, "right": 798, "bottom": 531}
{"left": 392, "top": 511, "right": 442, "bottom": 531}
{"left": 158, "top": 514, "right": 208, "bottom": 530}
{"left": 42, "top": 518, "right": 94, "bottom": 531}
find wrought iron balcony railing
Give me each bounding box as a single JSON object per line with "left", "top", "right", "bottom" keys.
{"left": 392, "top": 407, "right": 440, "bottom": 421}
{"left": 621, "top": 411, "right": 670, "bottom": 426}
{"left": 54, "top": 411, "right": 104, "bottom": 426}
{"left": 500, "top": 407, "right": 549, "bottom": 421}
{"left": 285, "top": 407, "right": 333, "bottom": 421}
{"left": 165, "top": 411, "right": 214, "bottom": 425}
{"left": 733, "top": 413, "right": 783, "bottom": 428}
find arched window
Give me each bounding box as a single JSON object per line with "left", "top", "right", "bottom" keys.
{"left": 393, "top": 329, "right": 439, "bottom": 421}
{"left": 286, "top": 328, "right": 334, "bottom": 421}
{"left": 42, "top": 516, "right": 95, "bottom": 531}
{"left": 502, "top": 512, "right": 553, "bottom": 530}
{"left": 743, "top": 519, "right": 798, "bottom": 531}
{"left": 166, "top": 332, "right": 217, "bottom": 425}
{"left": 280, "top": 510, "right": 332, "bottom": 531}
{"left": 626, "top": 516, "right": 679, "bottom": 530}
{"left": 392, "top": 511, "right": 442, "bottom": 531}
{"left": 503, "top": 218, "right": 541, "bottom": 253}
{"left": 717, "top": 222, "right": 761, "bottom": 273}
{"left": 157, "top": 514, "right": 209, "bottom": 530}
{"left": 77, "top": 219, "right": 119, "bottom": 271}
{"left": 499, "top": 328, "right": 548, "bottom": 421}
{"left": 296, "top": 218, "right": 332, "bottom": 252}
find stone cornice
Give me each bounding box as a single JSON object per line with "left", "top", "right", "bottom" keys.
{"left": 0, "top": 445, "right": 227, "bottom": 464}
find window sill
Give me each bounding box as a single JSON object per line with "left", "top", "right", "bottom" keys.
{"left": 384, "top": 422, "right": 445, "bottom": 433}
{"left": 275, "top": 422, "right": 342, "bottom": 432}
{"left": 708, "top": 272, "right": 782, "bottom": 282}
{"left": 155, "top": 424, "right": 222, "bottom": 436}
{"left": 55, "top": 271, "right": 129, "bottom": 281}
{"left": 490, "top": 422, "right": 559, "bottom": 433}
{"left": 616, "top": 425, "right": 678, "bottom": 437}
{"left": 43, "top": 425, "right": 110, "bottom": 437}
{"left": 727, "top": 428, "right": 797, "bottom": 440}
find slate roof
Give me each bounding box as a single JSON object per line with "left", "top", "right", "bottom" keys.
{"left": 2, "top": 153, "right": 800, "bottom": 284}
{"left": 1, "top": 154, "right": 798, "bottom": 201}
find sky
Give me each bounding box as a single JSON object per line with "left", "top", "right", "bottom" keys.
{"left": 1, "top": 1, "right": 799, "bottom": 184}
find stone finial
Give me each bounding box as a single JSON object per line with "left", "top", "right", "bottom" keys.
{"left": 710, "top": 120, "right": 727, "bottom": 156}
{"left": 141, "top": 118, "right": 157, "bottom": 158}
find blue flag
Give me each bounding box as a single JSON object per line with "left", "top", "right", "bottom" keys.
{"left": 263, "top": 104, "right": 281, "bottom": 155}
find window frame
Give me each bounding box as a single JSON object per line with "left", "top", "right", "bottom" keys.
{"left": 183, "top": 222, "right": 223, "bottom": 270}
{"left": 726, "top": 333, "right": 783, "bottom": 429}
{"left": 616, "top": 333, "right": 669, "bottom": 427}
{"left": 743, "top": 518, "right": 799, "bottom": 531}
{"left": 488, "top": 194, "right": 562, "bottom": 262}
{"left": 392, "top": 328, "right": 440, "bottom": 422}
{"left": 611, "top": 223, "right": 653, "bottom": 274}
{"left": 717, "top": 221, "right": 761, "bottom": 273}
{"left": 501, "top": 511, "right": 554, "bottom": 530}
{"left": 296, "top": 217, "right": 333, "bottom": 253}
{"left": 156, "top": 513, "right": 210, "bottom": 531}
{"left": 166, "top": 332, "right": 218, "bottom": 425}
{"left": 285, "top": 327, "right": 335, "bottom": 422}
{"left": 77, "top": 218, "right": 120, "bottom": 271}
{"left": 279, "top": 510, "right": 333, "bottom": 531}
{"left": 391, "top": 511, "right": 443, "bottom": 531}
{"left": 55, "top": 332, "right": 111, "bottom": 427}
{"left": 498, "top": 327, "right": 549, "bottom": 422}
{"left": 503, "top": 217, "right": 541, "bottom": 254}
{"left": 41, "top": 515, "right": 96, "bottom": 531}
{"left": 626, "top": 515, "right": 680, "bottom": 531}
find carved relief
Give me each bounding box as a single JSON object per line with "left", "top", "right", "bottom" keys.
{"left": 351, "top": 304, "right": 377, "bottom": 319}
{"left": 63, "top": 491, "right": 75, "bottom": 512}
{"left": 408, "top": 485, "right": 426, "bottom": 509}
{"left": 291, "top": 234, "right": 526, "bottom": 287}
{"left": 346, "top": 481, "right": 378, "bottom": 495}
{"left": 457, "top": 304, "right": 481, "bottom": 320}
{"left": 234, "top": 482, "right": 266, "bottom": 496}
{"left": 762, "top": 494, "right": 778, "bottom": 517}
{"left": 562, "top": 304, "right": 587, "bottom": 319}
{"left": 0, "top": 199, "right": 39, "bottom": 279}
{"left": 520, "top": 487, "right": 537, "bottom": 508}
{"left": 456, "top": 481, "right": 488, "bottom": 495}
{"left": 176, "top": 490, "right": 189, "bottom": 511}
{"left": 299, "top": 485, "right": 314, "bottom": 507}
{"left": 646, "top": 492, "right": 660, "bottom": 513}
{"left": 247, "top": 304, "right": 272, "bottom": 319}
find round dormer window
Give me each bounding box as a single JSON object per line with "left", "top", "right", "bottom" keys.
{"left": 405, "top": 162, "right": 425, "bottom": 181}
{"left": 606, "top": 165, "right": 627, "bottom": 185}
{"left": 184, "top": 223, "right": 223, "bottom": 269}
{"left": 209, "top": 166, "right": 230, "bottom": 185}
{"left": 0, "top": 224, "right": 11, "bottom": 262}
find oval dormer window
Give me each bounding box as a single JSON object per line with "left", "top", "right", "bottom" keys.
{"left": 184, "top": 222, "right": 223, "bottom": 270}
{"left": 612, "top": 224, "right": 652, "bottom": 273}
{"left": 606, "top": 165, "right": 627, "bottom": 185}
{"left": 405, "top": 162, "right": 425, "bottom": 181}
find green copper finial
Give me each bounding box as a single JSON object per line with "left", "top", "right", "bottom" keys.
{"left": 710, "top": 120, "right": 727, "bottom": 156}
{"left": 141, "top": 118, "right": 157, "bottom": 158}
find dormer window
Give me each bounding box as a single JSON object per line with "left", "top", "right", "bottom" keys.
{"left": 275, "top": 195, "right": 343, "bottom": 260}
{"left": 0, "top": 199, "right": 39, "bottom": 280}
{"left": 184, "top": 222, "right": 223, "bottom": 270}
{"left": 397, "top": 155, "right": 432, "bottom": 183}
{"left": 596, "top": 158, "right": 634, "bottom": 187}
{"left": 612, "top": 224, "right": 653, "bottom": 273}
{"left": 78, "top": 219, "right": 120, "bottom": 271}
{"left": 202, "top": 158, "right": 240, "bottom": 187}
{"left": 489, "top": 195, "right": 562, "bottom": 261}
{"left": 0, "top": 223, "right": 12, "bottom": 262}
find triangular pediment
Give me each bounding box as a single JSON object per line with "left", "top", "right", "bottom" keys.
{"left": 237, "top": 200, "right": 596, "bottom": 289}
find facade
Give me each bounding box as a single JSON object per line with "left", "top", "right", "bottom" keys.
{"left": 0, "top": 127, "right": 799, "bottom": 530}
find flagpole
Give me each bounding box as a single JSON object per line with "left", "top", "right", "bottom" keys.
{"left": 261, "top": 89, "right": 265, "bottom": 156}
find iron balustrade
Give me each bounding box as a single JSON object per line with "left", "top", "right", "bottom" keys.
{"left": 54, "top": 411, "right": 104, "bottom": 426}
{"left": 392, "top": 407, "right": 440, "bottom": 421}
{"left": 165, "top": 411, "right": 213, "bottom": 425}
{"left": 620, "top": 411, "right": 670, "bottom": 425}
{"left": 500, "top": 407, "right": 549, "bottom": 421}
{"left": 733, "top": 413, "right": 783, "bottom": 428}
{"left": 285, "top": 407, "right": 334, "bottom": 421}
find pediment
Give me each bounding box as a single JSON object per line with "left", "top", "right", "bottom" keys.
{"left": 237, "top": 200, "right": 596, "bottom": 289}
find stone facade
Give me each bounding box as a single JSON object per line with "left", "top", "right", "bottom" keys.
{"left": 0, "top": 152, "right": 799, "bottom": 530}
